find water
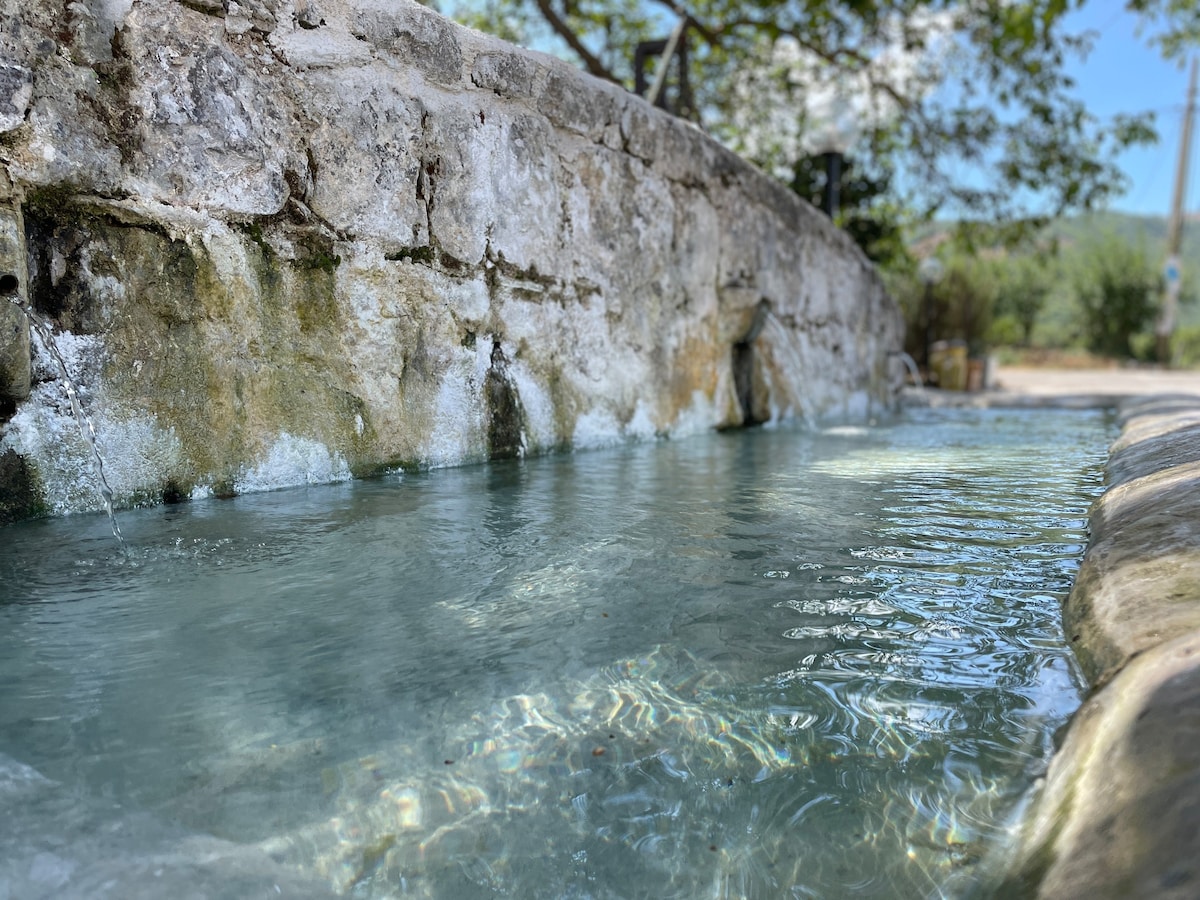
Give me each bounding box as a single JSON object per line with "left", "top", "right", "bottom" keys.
{"left": 0, "top": 408, "right": 1111, "bottom": 899}
{"left": 6, "top": 299, "right": 125, "bottom": 548}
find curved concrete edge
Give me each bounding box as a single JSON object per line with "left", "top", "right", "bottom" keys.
{"left": 1066, "top": 396, "right": 1200, "bottom": 685}
{"left": 997, "top": 630, "right": 1200, "bottom": 898}
{"left": 900, "top": 387, "right": 1129, "bottom": 410}
{"left": 999, "top": 395, "right": 1200, "bottom": 898}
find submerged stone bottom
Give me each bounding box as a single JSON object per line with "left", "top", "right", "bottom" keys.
{"left": 1000, "top": 395, "right": 1200, "bottom": 898}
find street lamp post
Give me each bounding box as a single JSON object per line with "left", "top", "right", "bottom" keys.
{"left": 918, "top": 256, "right": 944, "bottom": 378}
{"left": 807, "top": 113, "right": 857, "bottom": 220}
{"left": 819, "top": 150, "right": 843, "bottom": 218}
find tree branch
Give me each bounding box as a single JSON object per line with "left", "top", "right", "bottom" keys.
{"left": 647, "top": 1, "right": 721, "bottom": 46}
{"left": 534, "top": 0, "right": 621, "bottom": 83}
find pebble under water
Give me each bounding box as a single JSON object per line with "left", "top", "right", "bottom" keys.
{"left": 0, "top": 407, "right": 1112, "bottom": 899}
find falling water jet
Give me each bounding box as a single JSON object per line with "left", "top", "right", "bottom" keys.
{"left": 3, "top": 291, "right": 125, "bottom": 549}
{"left": 889, "top": 350, "right": 924, "bottom": 394}
{"left": 758, "top": 313, "right": 817, "bottom": 428}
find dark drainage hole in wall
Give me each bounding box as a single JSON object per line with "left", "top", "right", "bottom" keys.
{"left": 0, "top": 273, "right": 18, "bottom": 296}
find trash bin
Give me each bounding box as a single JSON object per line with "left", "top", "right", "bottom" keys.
{"left": 929, "top": 340, "right": 968, "bottom": 391}
{"left": 967, "top": 358, "right": 985, "bottom": 392}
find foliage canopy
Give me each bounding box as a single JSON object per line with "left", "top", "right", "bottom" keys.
{"left": 448, "top": 0, "right": 1161, "bottom": 228}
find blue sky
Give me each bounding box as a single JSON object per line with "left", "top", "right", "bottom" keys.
{"left": 1066, "top": 2, "right": 1197, "bottom": 216}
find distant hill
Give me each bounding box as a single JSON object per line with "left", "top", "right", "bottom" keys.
{"left": 1047, "top": 211, "right": 1180, "bottom": 255}
{"left": 915, "top": 210, "right": 1199, "bottom": 261}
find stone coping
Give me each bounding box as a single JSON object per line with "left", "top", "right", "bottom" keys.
{"left": 902, "top": 387, "right": 1128, "bottom": 410}
{"left": 996, "top": 394, "right": 1200, "bottom": 898}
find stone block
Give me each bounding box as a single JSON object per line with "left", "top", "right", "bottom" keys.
{"left": 0, "top": 204, "right": 29, "bottom": 406}
{"left": 1001, "top": 395, "right": 1200, "bottom": 898}
{"left": 999, "top": 631, "right": 1200, "bottom": 899}
{"left": 347, "top": 0, "right": 463, "bottom": 85}
{"left": 0, "top": 63, "right": 32, "bottom": 133}
{"left": 1065, "top": 398, "right": 1200, "bottom": 683}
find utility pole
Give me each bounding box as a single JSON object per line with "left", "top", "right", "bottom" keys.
{"left": 1157, "top": 57, "right": 1197, "bottom": 365}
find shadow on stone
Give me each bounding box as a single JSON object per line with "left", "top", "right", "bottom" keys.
{"left": 485, "top": 339, "right": 524, "bottom": 460}
{"left": 0, "top": 448, "right": 44, "bottom": 524}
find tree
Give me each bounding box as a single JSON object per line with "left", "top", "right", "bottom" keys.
{"left": 994, "top": 253, "right": 1055, "bottom": 346}
{"left": 449, "top": 1, "right": 1158, "bottom": 229}
{"left": 1126, "top": 0, "right": 1200, "bottom": 59}
{"left": 788, "top": 154, "right": 907, "bottom": 266}
{"left": 1071, "top": 232, "right": 1160, "bottom": 358}
{"left": 885, "top": 249, "right": 1001, "bottom": 361}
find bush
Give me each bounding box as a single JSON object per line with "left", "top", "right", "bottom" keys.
{"left": 993, "top": 254, "right": 1054, "bottom": 346}
{"left": 1170, "top": 325, "right": 1200, "bottom": 368}
{"left": 987, "top": 315, "right": 1025, "bottom": 347}
{"left": 1070, "top": 233, "right": 1160, "bottom": 359}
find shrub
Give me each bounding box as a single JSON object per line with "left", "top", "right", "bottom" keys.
{"left": 1070, "top": 233, "right": 1159, "bottom": 359}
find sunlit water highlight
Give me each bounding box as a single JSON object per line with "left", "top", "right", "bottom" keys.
{"left": 0, "top": 408, "right": 1111, "bottom": 899}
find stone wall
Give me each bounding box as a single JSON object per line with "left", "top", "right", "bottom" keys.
{"left": 0, "top": 0, "right": 901, "bottom": 520}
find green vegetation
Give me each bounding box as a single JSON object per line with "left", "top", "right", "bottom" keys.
{"left": 887, "top": 212, "right": 1200, "bottom": 367}
{"left": 386, "top": 245, "right": 437, "bottom": 265}
{"left": 1071, "top": 232, "right": 1161, "bottom": 358}
{"left": 994, "top": 253, "right": 1054, "bottom": 348}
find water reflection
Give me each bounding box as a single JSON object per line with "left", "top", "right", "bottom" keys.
{"left": 0, "top": 408, "right": 1110, "bottom": 898}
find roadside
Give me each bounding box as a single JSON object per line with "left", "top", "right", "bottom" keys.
{"left": 903, "top": 365, "right": 1200, "bottom": 408}
{"left": 994, "top": 365, "right": 1200, "bottom": 397}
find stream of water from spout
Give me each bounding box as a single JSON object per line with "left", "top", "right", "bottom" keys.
{"left": 892, "top": 350, "right": 924, "bottom": 392}
{"left": 7, "top": 299, "right": 125, "bottom": 548}
{"left": 759, "top": 314, "right": 817, "bottom": 426}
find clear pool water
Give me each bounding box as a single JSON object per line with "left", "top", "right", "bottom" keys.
{"left": 0, "top": 407, "right": 1112, "bottom": 899}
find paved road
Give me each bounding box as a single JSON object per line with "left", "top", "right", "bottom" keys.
{"left": 906, "top": 366, "right": 1200, "bottom": 408}
{"left": 994, "top": 366, "right": 1200, "bottom": 398}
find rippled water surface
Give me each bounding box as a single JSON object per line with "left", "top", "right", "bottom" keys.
{"left": 0, "top": 408, "right": 1112, "bottom": 899}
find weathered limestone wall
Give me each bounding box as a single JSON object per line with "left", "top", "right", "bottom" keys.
{"left": 0, "top": 0, "right": 901, "bottom": 520}
{"left": 999, "top": 395, "right": 1200, "bottom": 898}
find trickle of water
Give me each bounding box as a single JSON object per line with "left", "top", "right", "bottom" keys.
{"left": 760, "top": 314, "right": 817, "bottom": 426}
{"left": 7, "top": 299, "right": 125, "bottom": 548}
{"left": 891, "top": 350, "right": 924, "bottom": 392}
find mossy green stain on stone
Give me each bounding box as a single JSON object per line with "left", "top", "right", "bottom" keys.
{"left": 292, "top": 268, "right": 339, "bottom": 336}
{"left": 17, "top": 209, "right": 371, "bottom": 502}
{"left": 294, "top": 250, "right": 342, "bottom": 273}
{"left": 240, "top": 222, "right": 275, "bottom": 260}
{"left": 0, "top": 449, "right": 47, "bottom": 524}
{"left": 485, "top": 365, "right": 524, "bottom": 459}
{"left": 25, "top": 203, "right": 208, "bottom": 329}
{"left": 22, "top": 185, "right": 86, "bottom": 221}
{"left": 385, "top": 245, "right": 436, "bottom": 265}
{"left": 485, "top": 341, "right": 524, "bottom": 460}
